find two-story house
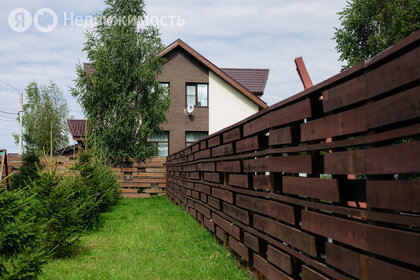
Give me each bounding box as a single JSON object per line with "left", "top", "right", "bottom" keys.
{"left": 67, "top": 39, "right": 269, "bottom": 156}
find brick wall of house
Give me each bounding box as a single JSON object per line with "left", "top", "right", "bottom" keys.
{"left": 158, "top": 47, "right": 209, "bottom": 154}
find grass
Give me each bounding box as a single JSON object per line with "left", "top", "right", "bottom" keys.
{"left": 40, "top": 196, "right": 251, "bottom": 280}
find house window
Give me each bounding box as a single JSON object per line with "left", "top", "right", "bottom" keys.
{"left": 159, "top": 82, "right": 170, "bottom": 95}
{"left": 149, "top": 131, "right": 169, "bottom": 157}
{"left": 186, "top": 83, "right": 208, "bottom": 107}
{"left": 186, "top": 131, "right": 208, "bottom": 147}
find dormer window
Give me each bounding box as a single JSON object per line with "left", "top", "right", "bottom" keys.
{"left": 186, "top": 83, "right": 208, "bottom": 107}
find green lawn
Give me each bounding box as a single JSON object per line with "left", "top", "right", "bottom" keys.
{"left": 40, "top": 196, "right": 251, "bottom": 280}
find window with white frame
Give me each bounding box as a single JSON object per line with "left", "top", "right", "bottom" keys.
{"left": 186, "top": 83, "right": 208, "bottom": 107}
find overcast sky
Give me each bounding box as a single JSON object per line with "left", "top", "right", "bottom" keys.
{"left": 0, "top": 0, "right": 347, "bottom": 153}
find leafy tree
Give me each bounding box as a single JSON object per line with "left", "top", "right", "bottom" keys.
{"left": 72, "top": 0, "right": 171, "bottom": 163}
{"left": 14, "top": 82, "right": 70, "bottom": 153}
{"left": 334, "top": 0, "right": 420, "bottom": 69}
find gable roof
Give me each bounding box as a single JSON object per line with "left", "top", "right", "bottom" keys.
{"left": 220, "top": 68, "right": 269, "bottom": 96}
{"left": 159, "top": 39, "right": 267, "bottom": 109}
{"left": 67, "top": 119, "right": 87, "bottom": 140}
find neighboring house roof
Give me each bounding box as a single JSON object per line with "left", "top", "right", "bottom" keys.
{"left": 159, "top": 39, "right": 267, "bottom": 109}
{"left": 220, "top": 68, "right": 269, "bottom": 97}
{"left": 67, "top": 119, "right": 87, "bottom": 140}
{"left": 54, "top": 143, "right": 80, "bottom": 155}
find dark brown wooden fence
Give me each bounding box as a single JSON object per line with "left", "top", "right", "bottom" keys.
{"left": 166, "top": 30, "right": 420, "bottom": 280}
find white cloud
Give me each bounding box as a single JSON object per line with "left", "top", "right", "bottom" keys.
{"left": 0, "top": 0, "right": 347, "bottom": 152}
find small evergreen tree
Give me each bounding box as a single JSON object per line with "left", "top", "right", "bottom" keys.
{"left": 0, "top": 188, "right": 47, "bottom": 280}
{"left": 76, "top": 148, "right": 121, "bottom": 217}
{"left": 29, "top": 159, "right": 87, "bottom": 258}
{"left": 9, "top": 151, "right": 41, "bottom": 191}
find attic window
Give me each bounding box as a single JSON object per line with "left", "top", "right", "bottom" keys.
{"left": 186, "top": 83, "right": 208, "bottom": 107}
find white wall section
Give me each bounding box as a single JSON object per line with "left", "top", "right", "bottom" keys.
{"left": 209, "top": 71, "right": 259, "bottom": 134}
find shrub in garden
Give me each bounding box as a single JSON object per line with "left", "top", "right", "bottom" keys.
{"left": 2, "top": 144, "right": 121, "bottom": 277}
{"left": 75, "top": 149, "right": 121, "bottom": 226}
{"left": 0, "top": 187, "right": 48, "bottom": 280}
{"left": 29, "top": 159, "right": 89, "bottom": 258}
{"left": 28, "top": 149, "right": 121, "bottom": 257}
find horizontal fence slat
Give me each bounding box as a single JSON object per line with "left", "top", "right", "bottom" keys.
{"left": 269, "top": 126, "right": 293, "bottom": 145}
{"left": 223, "top": 128, "right": 241, "bottom": 143}
{"left": 236, "top": 194, "right": 295, "bottom": 224}
{"left": 254, "top": 214, "right": 317, "bottom": 257}
{"left": 267, "top": 245, "right": 293, "bottom": 275}
{"left": 223, "top": 202, "right": 250, "bottom": 225}
{"left": 235, "top": 135, "right": 259, "bottom": 153}
{"left": 228, "top": 174, "right": 248, "bottom": 188}
{"left": 253, "top": 253, "right": 293, "bottom": 280}
{"left": 322, "top": 75, "right": 366, "bottom": 112}
{"left": 366, "top": 84, "right": 420, "bottom": 129}
{"left": 325, "top": 242, "right": 420, "bottom": 280}
{"left": 367, "top": 180, "right": 420, "bottom": 211}
{"left": 301, "top": 265, "right": 329, "bottom": 280}
{"left": 302, "top": 210, "right": 420, "bottom": 266}
{"left": 366, "top": 46, "right": 420, "bottom": 99}
{"left": 269, "top": 99, "right": 312, "bottom": 128}
{"left": 282, "top": 176, "right": 340, "bottom": 202}
{"left": 244, "top": 156, "right": 312, "bottom": 173}
{"left": 301, "top": 106, "right": 367, "bottom": 141}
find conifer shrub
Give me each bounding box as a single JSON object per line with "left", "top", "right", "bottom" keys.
{"left": 0, "top": 186, "right": 48, "bottom": 280}
{"left": 75, "top": 149, "right": 121, "bottom": 227}
{"left": 29, "top": 158, "right": 89, "bottom": 258}
{"left": 2, "top": 140, "right": 122, "bottom": 277}
{"left": 9, "top": 152, "right": 41, "bottom": 191}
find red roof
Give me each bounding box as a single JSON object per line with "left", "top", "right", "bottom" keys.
{"left": 221, "top": 68, "right": 269, "bottom": 96}
{"left": 67, "top": 119, "right": 87, "bottom": 140}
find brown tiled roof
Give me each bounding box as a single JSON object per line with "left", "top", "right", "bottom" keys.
{"left": 220, "top": 68, "right": 269, "bottom": 96}
{"left": 67, "top": 119, "right": 87, "bottom": 140}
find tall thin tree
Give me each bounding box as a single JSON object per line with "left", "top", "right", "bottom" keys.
{"left": 72, "top": 0, "right": 171, "bottom": 162}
